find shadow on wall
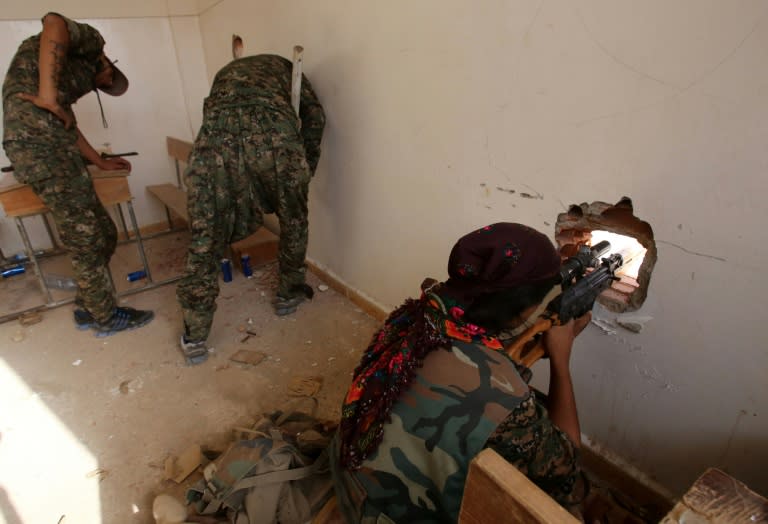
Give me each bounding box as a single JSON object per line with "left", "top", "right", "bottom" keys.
{"left": 0, "top": 484, "right": 23, "bottom": 524}
{"left": 589, "top": 424, "right": 768, "bottom": 499}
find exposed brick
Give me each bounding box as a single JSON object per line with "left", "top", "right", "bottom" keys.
{"left": 612, "top": 280, "right": 639, "bottom": 294}
{"left": 554, "top": 198, "right": 656, "bottom": 313}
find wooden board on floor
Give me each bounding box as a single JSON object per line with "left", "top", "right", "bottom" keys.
{"left": 458, "top": 448, "right": 579, "bottom": 524}
{"left": 660, "top": 468, "right": 768, "bottom": 523}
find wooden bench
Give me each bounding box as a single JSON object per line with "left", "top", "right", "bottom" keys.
{"left": 146, "top": 136, "right": 192, "bottom": 224}
{"left": 147, "top": 137, "right": 278, "bottom": 269}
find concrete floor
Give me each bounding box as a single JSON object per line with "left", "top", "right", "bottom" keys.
{"left": 0, "top": 231, "right": 668, "bottom": 524}
{"left": 0, "top": 233, "right": 380, "bottom": 524}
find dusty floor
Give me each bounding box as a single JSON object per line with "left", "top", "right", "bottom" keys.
{"left": 0, "top": 231, "right": 670, "bottom": 524}
{"left": 0, "top": 232, "right": 380, "bottom": 524}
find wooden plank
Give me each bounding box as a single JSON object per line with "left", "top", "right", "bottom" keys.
{"left": 0, "top": 183, "right": 31, "bottom": 195}
{"left": 146, "top": 183, "right": 189, "bottom": 223}
{"left": 1, "top": 174, "right": 132, "bottom": 217}
{"left": 87, "top": 165, "right": 130, "bottom": 178}
{"left": 459, "top": 448, "right": 579, "bottom": 524}
{"left": 660, "top": 468, "right": 768, "bottom": 523}
{"left": 0, "top": 184, "right": 46, "bottom": 217}
{"left": 166, "top": 136, "right": 193, "bottom": 164}
{"left": 93, "top": 176, "right": 131, "bottom": 207}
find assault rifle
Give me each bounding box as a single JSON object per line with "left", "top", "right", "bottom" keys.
{"left": 505, "top": 240, "right": 625, "bottom": 367}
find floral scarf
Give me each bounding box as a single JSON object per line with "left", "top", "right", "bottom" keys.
{"left": 338, "top": 223, "right": 561, "bottom": 469}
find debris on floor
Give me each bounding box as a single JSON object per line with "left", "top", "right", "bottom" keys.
{"left": 229, "top": 349, "right": 267, "bottom": 367}
{"left": 152, "top": 493, "right": 187, "bottom": 524}
{"left": 85, "top": 468, "right": 109, "bottom": 482}
{"left": 118, "top": 377, "right": 144, "bottom": 395}
{"left": 18, "top": 310, "right": 43, "bottom": 326}
{"left": 164, "top": 444, "right": 202, "bottom": 484}
{"left": 239, "top": 329, "right": 258, "bottom": 343}
{"left": 287, "top": 375, "right": 324, "bottom": 397}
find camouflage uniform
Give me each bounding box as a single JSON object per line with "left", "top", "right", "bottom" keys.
{"left": 177, "top": 55, "right": 325, "bottom": 342}
{"left": 330, "top": 340, "right": 585, "bottom": 523}
{"left": 2, "top": 14, "right": 118, "bottom": 322}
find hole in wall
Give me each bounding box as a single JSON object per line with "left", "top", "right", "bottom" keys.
{"left": 554, "top": 197, "right": 656, "bottom": 313}
{"left": 232, "top": 35, "right": 243, "bottom": 59}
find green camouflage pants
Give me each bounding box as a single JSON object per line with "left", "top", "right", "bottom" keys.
{"left": 485, "top": 393, "right": 588, "bottom": 508}
{"left": 177, "top": 103, "right": 311, "bottom": 342}
{"left": 4, "top": 142, "right": 117, "bottom": 322}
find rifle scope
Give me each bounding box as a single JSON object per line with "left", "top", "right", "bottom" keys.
{"left": 559, "top": 240, "right": 612, "bottom": 285}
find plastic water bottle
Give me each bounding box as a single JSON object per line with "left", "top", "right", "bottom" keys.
{"left": 44, "top": 273, "right": 78, "bottom": 290}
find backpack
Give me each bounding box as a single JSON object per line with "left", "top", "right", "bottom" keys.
{"left": 186, "top": 407, "right": 336, "bottom": 524}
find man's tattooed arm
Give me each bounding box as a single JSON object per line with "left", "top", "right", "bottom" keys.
{"left": 38, "top": 13, "right": 70, "bottom": 105}
{"left": 18, "top": 13, "right": 74, "bottom": 127}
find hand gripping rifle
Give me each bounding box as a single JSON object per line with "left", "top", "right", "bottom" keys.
{"left": 505, "top": 240, "right": 624, "bottom": 367}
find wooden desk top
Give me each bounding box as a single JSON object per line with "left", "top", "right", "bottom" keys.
{"left": 0, "top": 168, "right": 133, "bottom": 216}
{"left": 0, "top": 167, "right": 130, "bottom": 195}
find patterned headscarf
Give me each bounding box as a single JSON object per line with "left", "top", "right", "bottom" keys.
{"left": 338, "top": 223, "right": 561, "bottom": 469}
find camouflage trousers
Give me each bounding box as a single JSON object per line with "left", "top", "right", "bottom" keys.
{"left": 3, "top": 142, "right": 117, "bottom": 322}
{"left": 177, "top": 103, "right": 311, "bottom": 342}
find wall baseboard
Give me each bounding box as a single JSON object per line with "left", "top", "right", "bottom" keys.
{"left": 116, "top": 218, "right": 187, "bottom": 241}
{"left": 305, "top": 258, "right": 390, "bottom": 322}
{"left": 581, "top": 440, "right": 674, "bottom": 518}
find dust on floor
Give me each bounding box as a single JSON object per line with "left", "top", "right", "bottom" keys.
{"left": 0, "top": 235, "right": 380, "bottom": 524}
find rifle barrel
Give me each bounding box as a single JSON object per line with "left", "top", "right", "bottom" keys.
{"left": 591, "top": 240, "right": 611, "bottom": 258}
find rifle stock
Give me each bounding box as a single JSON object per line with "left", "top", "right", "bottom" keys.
{"left": 504, "top": 316, "right": 554, "bottom": 368}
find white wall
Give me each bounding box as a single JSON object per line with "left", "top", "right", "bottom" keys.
{"left": 0, "top": 11, "right": 208, "bottom": 255}
{"left": 196, "top": 0, "right": 768, "bottom": 496}
{"left": 1, "top": 0, "right": 766, "bottom": 499}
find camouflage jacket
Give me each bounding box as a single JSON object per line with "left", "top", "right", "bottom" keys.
{"left": 3, "top": 13, "right": 105, "bottom": 147}
{"left": 331, "top": 340, "right": 531, "bottom": 523}
{"left": 205, "top": 55, "right": 326, "bottom": 175}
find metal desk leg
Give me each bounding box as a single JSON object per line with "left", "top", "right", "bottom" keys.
{"left": 14, "top": 216, "right": 53, "bottom": 304}
{"left": 164, "top": 206, "right": 174, "bottom": 230}
{"left": 106, "top": 263, "right": 117, "bottom": 298}
{"left": 42, "top": 212, "right": 62, "bottom": 250}
{"left": 116, "top": 205, "right": 131, "bottom": 241}
{"left": 125, "top": 200, "right": 153, "bottom": 282}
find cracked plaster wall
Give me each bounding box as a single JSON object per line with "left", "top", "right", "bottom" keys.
{"left": 197, "top": 0, "right": 768, "bottom": 496}
{"left": 0, "top": 0, "right": 764, "bottom": 499}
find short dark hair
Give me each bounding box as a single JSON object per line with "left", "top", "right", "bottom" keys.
{"left": 463, "top": 276, "right": 559, "bottom": 332}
